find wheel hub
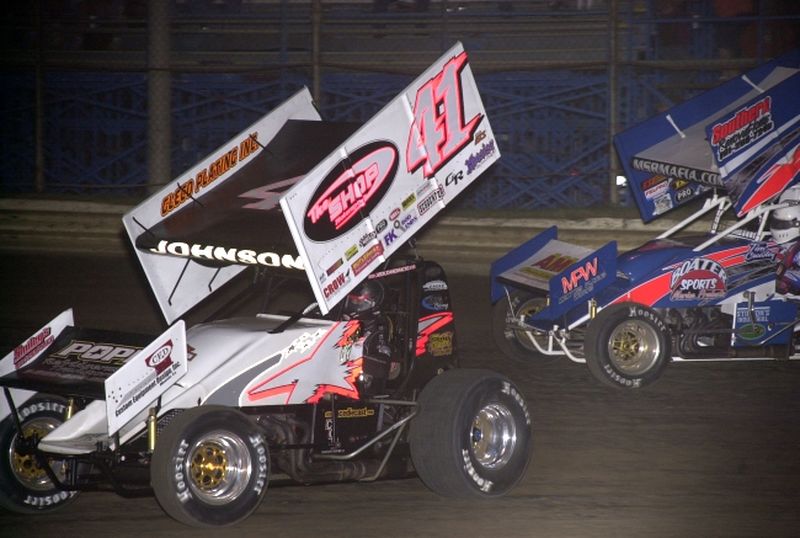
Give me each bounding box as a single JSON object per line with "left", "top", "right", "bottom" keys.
{"left": 608, "top": 319, "right": 660, "bottom": 374}
{"left": 9, "top": 418, "right": 61, "bottom": 490}
{"left": 191, "top": 441, "right": 229, "bottom": 491}
{"left": 185, "top": 431, "right": 252, "bottom": 505}
{"left": 470, "top": 403, "right": 517, "bottom": 470}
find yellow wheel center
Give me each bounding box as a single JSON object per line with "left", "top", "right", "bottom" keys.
{"left": 190, "top": 442, "right": 229, "bottom": 491}
{"left": 11, "top": 424, "right": 49, "bottom": 482}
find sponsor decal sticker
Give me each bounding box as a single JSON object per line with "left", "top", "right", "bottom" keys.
{"left": 465, "top": 140, "right": 496, "bottom": 175}
{"left": 632, "top": 158, "right": 722, "bottom": 187}
{"left": 401, "top": 193, "right": 417, "bottom": 210}
{"left": 415, "top": 312, "right": 454, "bottom": 356}
{"left": 324, "top": 270, "right": 351, "bottom": 299}
{"left": 368, "top": 263, "right": 416, "bottom": 279}
{"left": 150, "top": 240, "right": 304, "bottom": 270}
{"left": 422, "top": 294, "right": 449, "bottom": 311}
{"left": 325, "top": 406, "right": 376, "bottom": 419}
{"left": 406, "top": 51, "right": 483, "bottom": 179}
{"left": 14, "top": 327, "right": 54, "bottom": 369}
{"left": 558, "top": 256, "right": 605, "bottom": 304}
{"left": 427, "top": 331, "right": 454, "bottom": 356}
{"left": 644, "top": 179, "right": 669, "bottom": 200}
{"left": 711, "top": 96, "right": 774, "bottom": 161}
{"left": 53, "top": 340, "right": 140, "bottom": 365}
{"left": 745, "top": 242, "right": 778, "bottom": 262}
{"left": 417, "top": 185, "right": 445, "bottom": 216}
{"left": 675, "top": 186, "right": 695, "bottom": 203}
{"left": 445, "top": 170, "right": 464, "bottom": 187}
{"left": 641, "top": 175, "right": 667, "bottom": 190}
{"left": 359, "top": 230, "right": 378, "bottom": 247}
{"left": 326, "top": 258, "right": 344, "bottom": 276}
{"left": 111, "top": 339, "right": 182, "bottom": 419}
{"left": 653, "top": 193, "right": 674, "bottom": 215}
{"left": 160, "top": 132, "right": 260, "bottom": 216}
{"left": 669, "top": 257, "right": 727, "bottom": 300}
{"left": 344, "top": 244, "right": 359, "bottom": 261}
{"left": 423, "top": 279, "right": 448, "bottom": 291}
{"left": 305, "top": 141, "right": 399, "bottom": 241}
{"left": 351, "top": 243, "right": 384, "bottom": 276}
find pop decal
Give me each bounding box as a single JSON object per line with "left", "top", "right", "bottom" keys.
{"left": 406, "top": 51, "right": 483, "bottom": 179}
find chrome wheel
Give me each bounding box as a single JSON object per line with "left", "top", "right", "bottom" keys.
{"left": 607, "top": 319, "right": 660, "bottom": 375}
{"left": 186, "top": 431, "right": 251, "bottom": 505}
{"left": 470, "top": 402, "right": 517, "bottom": 470}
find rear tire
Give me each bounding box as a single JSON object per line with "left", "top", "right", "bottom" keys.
{"left": 585, "top": 303, "right": 670, "bottom": 389}
{"left": 492, "top": 291, "right": 556, "bottom": 363}
{"left": 409, "top": 369, "right": 532, "bottom": 498}
{"left": 151, "top": 406, "right": 269, "bottom": 527}
{"left": 0, "top": 395, "right": 79, "bottom": 514}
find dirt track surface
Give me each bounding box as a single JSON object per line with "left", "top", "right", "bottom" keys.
{"left": 1, "top": 252, "right": 799, "bottom": 537}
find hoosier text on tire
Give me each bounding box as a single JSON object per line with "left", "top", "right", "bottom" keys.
{"left": 150, "top": 406, "right": 269, "bottom": 527}
{"left": 409, "top": 368, "right": 532, "bottom": 498}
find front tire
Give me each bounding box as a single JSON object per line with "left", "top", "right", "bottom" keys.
{"left": 0, "top": 395, "right": 79, "bottom": 514}
{"left": 492, "top": 291, "right": 555, "bottom": 363}
{"left": 151, "top": 406, "right": 269, "bottom": 527}
{"left": 584, "top": 302, "right": 671, "bottom": 389}
{"left": 409, "top": 369, "right": 532, "bottom": 498}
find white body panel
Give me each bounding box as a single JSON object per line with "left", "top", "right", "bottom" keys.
{"left": 39, "top": 315, "right": 366, "bottom": 454}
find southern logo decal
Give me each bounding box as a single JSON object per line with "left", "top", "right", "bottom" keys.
{"left": 711, "top": 96, "right": 774, "bottom": 161}
{"left": 14, "top": 327, "right": 54, "bottom": 369}
{"left": 305, "top": 141, "right": 398, "bottom": 241}
{"left": 406, "top": 51, "right": 483, "bottom": 179}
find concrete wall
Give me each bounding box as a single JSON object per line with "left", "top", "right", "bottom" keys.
{"left": 0, "top": 198, "right": 705, "bottom": 275}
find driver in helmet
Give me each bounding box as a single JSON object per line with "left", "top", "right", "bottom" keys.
{"left": 772, "top": 185, "right": 800, "bottom": 295}
{"left": 341, "top": 280, "right": 384, "bottom": 319}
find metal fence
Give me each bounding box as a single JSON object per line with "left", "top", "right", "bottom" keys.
{"left": 0, "top": 0, "right": 797, "bottom": 209}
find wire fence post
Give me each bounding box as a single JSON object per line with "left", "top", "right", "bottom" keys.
{"left": 608, "top": 0, "right": 619, "bottom": 206}
{"left": 147, "top": 0, "right": 172, "bottom": 192}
